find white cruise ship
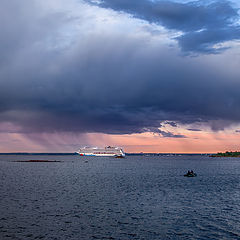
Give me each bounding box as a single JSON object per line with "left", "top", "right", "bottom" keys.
{"left": 76, "top": 146, "right": 125, "bottom": 157}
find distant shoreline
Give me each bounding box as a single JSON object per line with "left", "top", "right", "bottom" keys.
{"left": 0, "top": 152, "right": 211, "bottom": 156}
{"left": 210, "top": 151, "right": 240, "bottom": 157}
{"left": 0, "top": 153, "right": 77, "bottom": 155}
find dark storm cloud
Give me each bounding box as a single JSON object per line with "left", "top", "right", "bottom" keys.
{"left": 165, "top": 121, "right": 178, "bottom": 127}
{"left": 159, "top": 130, "right": 186, "bottom": 138}
{"left": 1, "top": 0, "right": 240, "bottom": 136}
{"left": 142, "top": 126, "right": 186, "bottom": 138}
{"left": 187, "top": 128, "right": 202, "bottom": 132}
{"left": 89, "top": 0, "right": 240, "bottom": 53}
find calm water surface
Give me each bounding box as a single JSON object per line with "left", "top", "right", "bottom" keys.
{"left": 0, "top": 155, "right": 240, "bottom": 240}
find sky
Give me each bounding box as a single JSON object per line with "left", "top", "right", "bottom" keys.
{"left": 1, "top": 0, "right": 240, "bottom": 153}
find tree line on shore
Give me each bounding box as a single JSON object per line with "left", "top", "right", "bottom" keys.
{"left": 210, "top": 151, "right": 240, "bottom": 157}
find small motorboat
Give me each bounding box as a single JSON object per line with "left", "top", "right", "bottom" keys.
{"left": 184, "top": 171, "right": 197, "bottom": 177}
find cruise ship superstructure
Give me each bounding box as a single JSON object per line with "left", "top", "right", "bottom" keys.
{"left": 76, "top": 146, "right": 125, "bottom": 157}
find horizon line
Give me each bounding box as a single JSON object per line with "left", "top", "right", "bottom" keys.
{"left": 0, "top": 152, "right": 214, "bottom": 155}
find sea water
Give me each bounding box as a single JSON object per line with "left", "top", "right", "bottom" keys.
{"left": 0, "top": 155, "right": 240, "bottom": 240}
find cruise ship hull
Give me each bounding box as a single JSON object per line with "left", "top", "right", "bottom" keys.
{"left": 78, "top": 153, "right": 119, "bottom": 157}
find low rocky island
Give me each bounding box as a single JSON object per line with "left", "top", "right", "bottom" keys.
{"left": 14, "top": 160, "right": 62, "bottom": 162}
{"left": 210, "top": 151, "right": 240, "bottom": 157}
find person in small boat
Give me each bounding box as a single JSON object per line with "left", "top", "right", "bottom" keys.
{"left": 185, "top": 170, "right": 196, "bottom": 177}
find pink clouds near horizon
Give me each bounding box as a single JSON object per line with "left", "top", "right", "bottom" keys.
{"left": 0, "top": 129, "right": 240, "bottom": 153}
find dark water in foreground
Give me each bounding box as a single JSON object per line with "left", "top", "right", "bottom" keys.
{"left": 0, "top": 155, "right": 240, "bottom": 240}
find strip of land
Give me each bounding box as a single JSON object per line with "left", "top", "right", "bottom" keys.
{"left": 13, "top": 160, "right": 62, "bottom": 162}
{"left": 210, "top": 151, "right": 240, "bottom": 157}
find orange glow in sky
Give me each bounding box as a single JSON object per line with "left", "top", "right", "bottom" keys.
{"left": 86, "top": 131, "right": 240, "bottom": 153}
{"left": 1, "top": 127, "right": 239, "bottom": 153}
